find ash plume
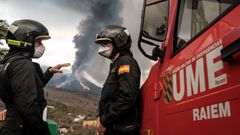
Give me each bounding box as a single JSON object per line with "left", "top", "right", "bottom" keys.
{"left": 71, "top": 0, "right": 123, "bottom": 74}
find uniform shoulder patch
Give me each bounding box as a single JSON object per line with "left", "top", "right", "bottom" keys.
{"left": 118, "top": 65, "right": 130, "bottom": 75}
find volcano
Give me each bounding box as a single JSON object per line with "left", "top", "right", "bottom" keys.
{"left": 47, "top": 73, "right": 102, "bottom": 96}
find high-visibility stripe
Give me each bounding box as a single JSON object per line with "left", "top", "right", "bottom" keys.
{"left": 118, "top": 65, "right": 130, "bottom": 75}
{"left": 7, "top": 39, "right": 21, "bottom": 46}
{"left": 7, "top": 39, "right": 31, "bottom": 48}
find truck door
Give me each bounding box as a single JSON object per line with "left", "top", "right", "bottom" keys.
{"left": 164, "top": 0, "right": 240, "bottom": 134}
{"left": 138, "top": 0, "right": 240, "bottom": 135}
{"left": 138, "top": 0, "right": 169, "bottom": 135}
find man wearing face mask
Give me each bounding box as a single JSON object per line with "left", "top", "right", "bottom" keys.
{"left": 95, "top": 25, "right": 141, "bottom": 135}
{"left": 0, "top": 19, "right": 70, "bottom": 135}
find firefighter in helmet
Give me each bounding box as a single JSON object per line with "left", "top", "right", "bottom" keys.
{"left": 0, "top": 19, "right": 70, "bottom": 135}
{"left": 95, "top": 25, "right": 141, "bottom": 135}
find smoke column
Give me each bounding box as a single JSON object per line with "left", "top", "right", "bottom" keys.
{"left": 72, "top": 0, "right": 123, "bottom": 75}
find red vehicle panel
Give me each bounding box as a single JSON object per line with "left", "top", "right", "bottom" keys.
{"left": 138, "top": 0, "right": 240, "bottom": 135}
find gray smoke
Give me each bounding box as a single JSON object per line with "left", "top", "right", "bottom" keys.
{"left": 46, "top": 0, "right": 124, "bottom": 83}
{"left": 71, "top": 0, "right": 123, "bottom": 74}
{"left": 0, "top": 0, "right": 156, "bottom": 86}
{"left": 64, "top": 0, "right": 154, "bottom": 84}
{"left": 1, "top": 0, "right": 154, "bottom": 85}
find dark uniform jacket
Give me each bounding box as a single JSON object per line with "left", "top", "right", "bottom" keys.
{"left": 0, "top": 50, "right": 53, "bottom": 135}
{"left": 99, "top": 53, "right": 141, "bottom": 135}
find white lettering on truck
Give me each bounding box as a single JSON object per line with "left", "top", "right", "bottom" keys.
{"left": 193, "top": 101, "right": 231, "bottom": 121}
{"left": 172, "top": 40, "right": 227, "bottom": 102}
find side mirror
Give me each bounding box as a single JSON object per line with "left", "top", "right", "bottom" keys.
{"left": 138, "top": 37, "right": 165, "bottom": 62}
{"left": 138, "top": 0, "right": 168, "bottom": 61}
{"left": 152, "top": 46, "right": 164, "bottom": 62}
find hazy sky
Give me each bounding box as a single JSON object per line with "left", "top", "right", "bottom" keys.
{"left": 0, "top": 0, "right": 155, "bottom": 85}
{"left": 1, "top": 0, "right": 85, "bottom": 69}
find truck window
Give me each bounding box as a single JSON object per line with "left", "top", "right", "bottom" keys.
{"left": 173, "top": 0, "right": 236, "bottom": 53}
{"left": 143, "top": 0, "right": 168, "bottom": 41}
{"left": 138, "top": 0, "right": 169, "bottom": 61}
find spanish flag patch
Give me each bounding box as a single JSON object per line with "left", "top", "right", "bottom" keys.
{"left": 118, "top": 65, "right": 130, "bottom": 75}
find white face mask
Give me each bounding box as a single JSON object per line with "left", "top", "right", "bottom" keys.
{"left": 98, "top": 46, "right": 113, "bottom": 58}
{"left": 33, "top": 45, "right": 45, "bottom": 58}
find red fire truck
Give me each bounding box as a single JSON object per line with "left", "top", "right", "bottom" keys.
{"left": 138, "top": 0, "right": 240, "bottom": 135}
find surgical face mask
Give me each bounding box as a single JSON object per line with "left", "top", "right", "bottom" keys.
{"left": 33, "top": 45, "right": 45, "bottom": 58}
{"left": 98, "top": 46, "right": 113, "bottom": 58}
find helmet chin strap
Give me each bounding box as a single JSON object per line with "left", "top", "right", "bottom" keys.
{"left": 109, "top": 52, "right": 116, "bottom": 59}
{"left": 110, "top": 53, "right": 120, "bottom": 62}
{"left": 109, "top": 44, "right": 117, "bottom": 59}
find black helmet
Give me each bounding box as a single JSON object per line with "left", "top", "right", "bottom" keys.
{"left": 6, "top": 19, "right": 50, "bottom": 49}
{"left": 95, "top": 25, "right": 132, "bottom": 53}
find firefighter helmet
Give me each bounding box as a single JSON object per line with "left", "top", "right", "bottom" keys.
{"left": 95, "top": 25, "right": 132, "bottom": 53}
{"left": 6, "top": 19, "right": 50, "bottom": 49}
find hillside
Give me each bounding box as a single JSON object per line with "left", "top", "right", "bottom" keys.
{"left": 0, "top": 88, "right": 100, "bottom": 135}
{"left": 46, "top": 88, "right": 99, "bottom": 135}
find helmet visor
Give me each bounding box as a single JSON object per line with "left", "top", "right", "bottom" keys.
{"left": 95, "top": 37, "right": 112, "bottom": 44}
{"left": 35, "top": 35, "right": 51, "bottom": 40}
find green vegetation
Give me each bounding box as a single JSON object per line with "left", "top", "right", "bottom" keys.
{"left": 47, "top": 99, "right": 97, "bottom": 135}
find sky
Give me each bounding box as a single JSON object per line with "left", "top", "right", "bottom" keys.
{"left": 0, "top": 0, "right": 156, "bottom": 86}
